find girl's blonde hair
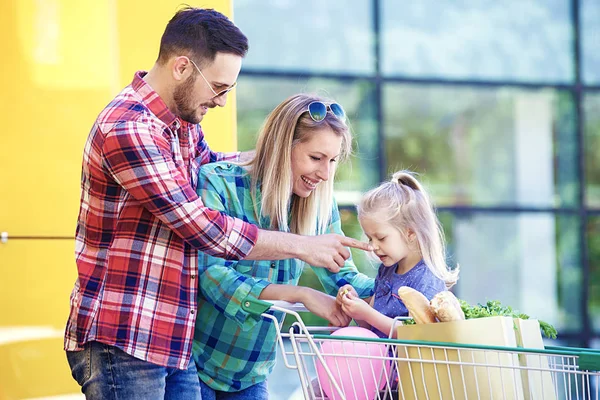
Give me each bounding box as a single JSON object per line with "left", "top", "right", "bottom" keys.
{"left": 248, "top": 93, "right": 352, "bottom": 236}
{"left": 358, "top": 170, "right": 459, "bottom": 288}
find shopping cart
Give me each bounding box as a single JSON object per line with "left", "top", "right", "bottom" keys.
{"left": 242, "top": 298, "right": 600, "bottom": 400}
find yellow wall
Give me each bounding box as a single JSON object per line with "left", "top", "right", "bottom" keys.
{"left": 0, "top": 0, "right": 237, "bottom": 327}
{"left": 0, "top": 0, "right": 236, "bottom": 396}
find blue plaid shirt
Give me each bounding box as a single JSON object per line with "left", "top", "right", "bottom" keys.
{"left": 192, "top": 162, "right": 374, "bottom": 391}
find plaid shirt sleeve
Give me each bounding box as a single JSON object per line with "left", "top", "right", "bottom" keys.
{"left": 196, "top": 163, "right": 270, "bottom": 330}
{"left": 216, "top": 151, "right": 241, "bottom": 161}
{"left": 102, "top": 121, "right": 257, "bottom": 259}
{"left": 195, "top": 131, "right": 240, "bottom": 164}
{"left": 310, "top": 199, "right": 375, "bottom": 298}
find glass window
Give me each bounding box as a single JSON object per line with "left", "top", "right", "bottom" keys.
{"left": 585, "top": 93, "right": 600, "bottom": 207}
{"left": 381, "top": 0, "right": 573, "bottom": 83}
{"left": 234, "top": 0, "right": 375, "bottom": 75}
{"left": 581, "top": 0, "right": 600, "bottom": 84}
{"left": 441, "top": 211, "right": 582, "bottom": 334}
{"left": 554, "top": 338, "right": 585, "bottom": 348}
{"left": 383, "top": 84, "right": 578, "bottom": 208}
{"left": 587, "top": 217, "right": 600, "bottom": 332}
{"left": 234, "top": 0, "right": 595, "bottom": 347}
{"left": 236, "top": 76, "right": 380, "bottom": 203}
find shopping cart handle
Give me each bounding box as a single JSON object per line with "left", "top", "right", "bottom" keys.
{"left": 268, "top": 301, "right": 309, "bottom": 313}
{"left": 241, "top": 298, "right": 309, "bottom": 315}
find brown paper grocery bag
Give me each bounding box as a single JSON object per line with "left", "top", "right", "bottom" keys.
{"left": 513, "top": 319, "right": 556, "bottom": 400}
{"left": 395, "top": 316, "right": 525, "bottom": 400}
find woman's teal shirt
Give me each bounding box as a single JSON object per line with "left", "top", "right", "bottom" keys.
{"left": 192, "top": 161, "right": 374, "bottom": 392}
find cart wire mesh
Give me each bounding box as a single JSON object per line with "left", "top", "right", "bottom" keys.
{"left": 242, "top": 299, "right": 600, "bottom": 400}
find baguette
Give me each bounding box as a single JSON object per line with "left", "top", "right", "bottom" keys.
{"left": 397, "top": 286, "right": 437, "bottom": 324}
{"left": 430, "top": 291, "right": 465, "bottom": 322}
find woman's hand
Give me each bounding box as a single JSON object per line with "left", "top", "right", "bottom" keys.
{"left": 300, "top": 288, "right": 351, "bottom": 327}
{"left": 340, "top": 292, "right": 375, "bottom": 323}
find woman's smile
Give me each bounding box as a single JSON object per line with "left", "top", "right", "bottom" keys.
{"left": 301, "top": 175, "right": 319, "bottom": 190}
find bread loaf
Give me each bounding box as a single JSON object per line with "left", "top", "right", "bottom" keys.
{"left": 430, "top": 291, "right": 465, "bottom": 322}
{"left": 397, "top": 286, "right": 437, "bottom": 324}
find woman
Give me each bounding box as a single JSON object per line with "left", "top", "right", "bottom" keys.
{"left": 192, "top": 94, "right": 374, "bottom": 399}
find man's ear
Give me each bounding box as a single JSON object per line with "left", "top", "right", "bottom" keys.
{"left": 171, "top": 56, "right": 191, "bottom": 82}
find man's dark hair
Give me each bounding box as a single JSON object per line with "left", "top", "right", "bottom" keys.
{"left": 157, "top": 7, "right": 249, "bottom": 67}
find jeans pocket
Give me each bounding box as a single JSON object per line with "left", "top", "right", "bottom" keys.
{"left": 66, "top": 344, "right": 92, "bottom": 387}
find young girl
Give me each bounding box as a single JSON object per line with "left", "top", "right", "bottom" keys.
{"left": 338, "top": 170, "right": 459, "bottom": 338}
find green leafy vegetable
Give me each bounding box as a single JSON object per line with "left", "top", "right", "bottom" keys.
{"left": 400, "top": 299, "right": 558, "bottom": 339}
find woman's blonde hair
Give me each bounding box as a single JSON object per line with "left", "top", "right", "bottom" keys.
{"left": 248, "top": 93, "right": 351, "bottom": 236}
{"left": 358, "top": 170, "right": 459, "bottom": 288}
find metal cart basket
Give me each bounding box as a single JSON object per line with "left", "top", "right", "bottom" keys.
{"left": 242, "top": 298, "right": 600, "bottom": 400}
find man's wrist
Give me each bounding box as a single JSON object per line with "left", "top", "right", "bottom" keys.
{"left": 288, "top": 234, "right": 308, "bottom": 260}
{"left": 247, "top": 229, "right": 301, "bottom": 260}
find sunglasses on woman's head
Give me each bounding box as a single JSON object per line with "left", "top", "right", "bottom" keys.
{"left": 307, "top": 101, "right": 346, "bottom": 122}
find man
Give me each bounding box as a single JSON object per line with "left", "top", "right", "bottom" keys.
{"left": 64, "top": 7, "right": 371, "bottom": 399}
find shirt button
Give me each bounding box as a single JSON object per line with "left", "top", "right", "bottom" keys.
{"left": 270, "top": 262, "right": 276, "bottom": 268}
{"left": 191, "top": 275, "right": 196, "bottom": 279}
{"left": 190, "top": 310, "right": 195, "bottom": 315}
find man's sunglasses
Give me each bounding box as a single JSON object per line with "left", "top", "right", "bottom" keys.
{"left": 307, "top": 101, "right": 346, "bottom": 122}
{"left": 188, "top": 57, "right": 237, "bottom": 99}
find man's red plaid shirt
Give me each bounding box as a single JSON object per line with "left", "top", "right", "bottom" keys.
{"left": 64, "top": 71, "right": 258, "bottom": 369}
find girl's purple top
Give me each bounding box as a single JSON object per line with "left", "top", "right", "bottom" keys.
{"left": 371, "top": 260, "right": 446, "bottom": 337}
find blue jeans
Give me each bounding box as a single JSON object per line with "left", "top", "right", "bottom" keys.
{"left": 199, "top": 378, "right": 268, "bottom": 400}
{"left": 66, "top": 341, "right": 201, "bottom": 400}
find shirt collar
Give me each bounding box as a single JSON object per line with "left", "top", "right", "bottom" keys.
{"left": 131, "top": 71, "right": 180, "bottom": 130}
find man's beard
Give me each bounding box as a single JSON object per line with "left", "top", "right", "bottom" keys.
{"left": 173, "top": 74, "right": 204, "bottom": 124}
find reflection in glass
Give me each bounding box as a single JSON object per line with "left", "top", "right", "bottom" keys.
{"left": 587, "top": 217, "right": 600, "bottom": 332}
{"left": 585, "top": 93, "right": 600, "bottom": 207}
{"left": 380, "top": 0, "right": 573, "bottom": 83}
{"left": 581, "top": 0, "right": 600, "bottom": 84}
{"left": 236, "top": 76, "right": 379, "bottom": 202}
{"left": 234, "top": 0, "right": 374, "bottom": 75}
{"left": 383, "top": 84, "right": 578, "bottom": 208}
{"left": 440, "top": 211, "right": 581, "bottom": 334}
{"left": 554, "top": 338, "right": 586, "bottom": 348}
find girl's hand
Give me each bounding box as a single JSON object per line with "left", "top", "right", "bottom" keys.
{"left": 301, "top": 288, "right": 351, "bottom": 327}
{"left": 340, "top": 292, "right": 375, "bottom": 322}
{"left": 336, "top": 285, "right": 358, "bottom": 306}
